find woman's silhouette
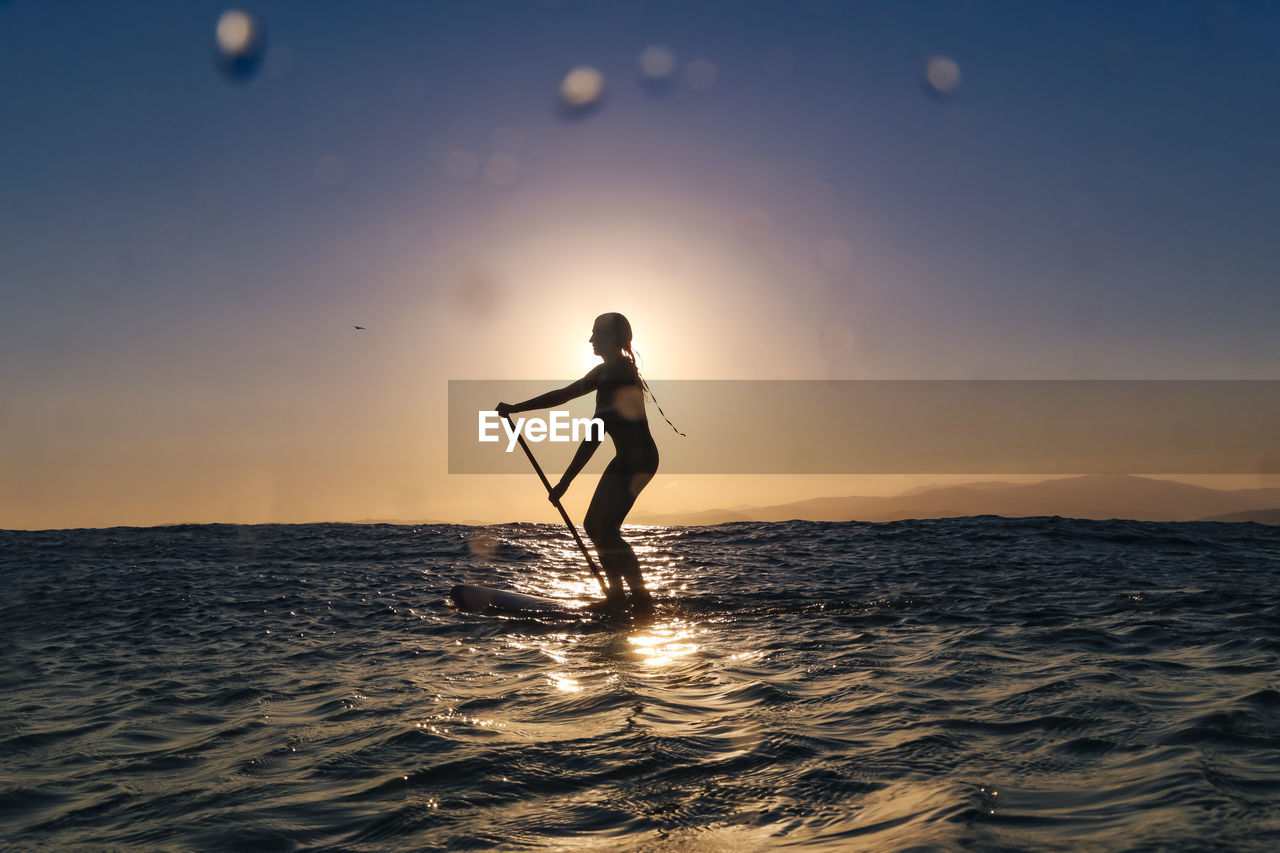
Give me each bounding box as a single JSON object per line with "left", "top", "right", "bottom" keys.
{"left": 497, "top": 313, "right": 658, "bottom": 615}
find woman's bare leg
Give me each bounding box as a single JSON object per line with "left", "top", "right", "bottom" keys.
{"left": 584, "top": 463, "right": 654, "bottom": 613}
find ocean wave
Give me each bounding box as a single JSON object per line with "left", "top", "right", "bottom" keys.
{"left": 2, "top": 517, "right": 1279, "bottom": 850}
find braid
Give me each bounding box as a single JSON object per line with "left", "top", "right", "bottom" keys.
{"left": 600, "top": 311, "right": 685, "bottom": 437}
{"left": 630, "top": 346, "right": 686, "bottom": 437}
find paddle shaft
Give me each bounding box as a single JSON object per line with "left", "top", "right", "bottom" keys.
{"left": 503, "top": 413, "right": 609, "bottom": 596}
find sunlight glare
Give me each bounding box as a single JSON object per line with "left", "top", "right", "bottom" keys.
{"left": 628, "top": 619, "right": 699, "bottom": 667}
{"left": 548, "top": 672, "right": 581, "bottom": 692}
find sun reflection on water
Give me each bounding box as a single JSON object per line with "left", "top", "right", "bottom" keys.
{"left": 507, "top": 526, "right": 686, "bottom": 610}
{"left": 474, "top": 528, "right": 704, "bottom": 681}
{"left": 547, "top": 672, "right": 581, "bottom": 693}
{"left": 627, "top": 618, "right": 699, "bottom": 668}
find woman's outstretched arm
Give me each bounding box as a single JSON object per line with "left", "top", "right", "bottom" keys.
{"left": 497, "top": 368, "right": 599, "bottom": 416}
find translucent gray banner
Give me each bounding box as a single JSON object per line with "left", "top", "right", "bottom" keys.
{"left": 448, "top": 380, "right": 1280, "bottom": 475}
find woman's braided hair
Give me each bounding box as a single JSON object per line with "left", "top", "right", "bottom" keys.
{"left": 600, "top": 312, "right": 685, "bottom": 437}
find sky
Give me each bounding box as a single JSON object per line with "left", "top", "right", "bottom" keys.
{"left": 2, "top": 0, "right": 1278, "bottom": 529}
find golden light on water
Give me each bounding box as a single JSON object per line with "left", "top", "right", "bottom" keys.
{"left": 508, "top": 636, "right": 575, "bottom": 665}
{"left": 627, "top": 619, "right": 699, "bottom": 668}
{"left": 548, "top": 672, "right": 581, "bottom": 693}
{"left": 491, "top": 532, "right": 698, "bottom": 670}
{"left": 531, "top": 547, "right": 605, "bottom": 604}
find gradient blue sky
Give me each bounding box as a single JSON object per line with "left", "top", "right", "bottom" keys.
{"left": 2, "top": 0, "right": 1277, "bottom": 527}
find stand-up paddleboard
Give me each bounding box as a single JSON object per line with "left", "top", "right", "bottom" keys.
{"left": 450, "top": 584, "right": 580, "bottom": 615}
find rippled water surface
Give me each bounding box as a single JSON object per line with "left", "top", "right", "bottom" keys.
{"left": 3, "top": 518, "right": 1280, "bottom": 850}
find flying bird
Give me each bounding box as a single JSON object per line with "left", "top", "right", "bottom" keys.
{"left": 353, "top": 325, "right": 366, "bottom": 330}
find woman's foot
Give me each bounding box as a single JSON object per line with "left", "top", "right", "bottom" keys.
{"left": 628, "top": 585, "right": 655, "bottom": 616}
{"left": 585, "top": 589, "right": 629, "bottom": 617}
{"left": 629, "top": 597, "right": 655, "bottom": 617}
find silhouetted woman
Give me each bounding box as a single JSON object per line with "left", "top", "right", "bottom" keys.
{"left": 497, "top": 313, "right": 658, "bottom": 614}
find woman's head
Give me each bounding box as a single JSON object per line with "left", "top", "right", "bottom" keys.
{"left": 590, "top": 312, "right": 633, "bottom": 360}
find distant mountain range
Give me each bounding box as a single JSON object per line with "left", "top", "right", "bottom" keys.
{"left": 630, "top": 475, "right": 1280, "bottom": 526}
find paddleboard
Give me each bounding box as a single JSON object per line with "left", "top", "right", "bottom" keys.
{"left": 450, "top": 584, "right": 578, "bottom": 614}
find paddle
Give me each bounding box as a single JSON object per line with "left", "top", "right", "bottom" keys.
{"left": 502, "top": 413, "right": 610, "bottom": 598}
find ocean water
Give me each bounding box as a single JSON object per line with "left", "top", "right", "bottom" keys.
{"left": 2, "top": 518, "right": 1279, "bottom": 851}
